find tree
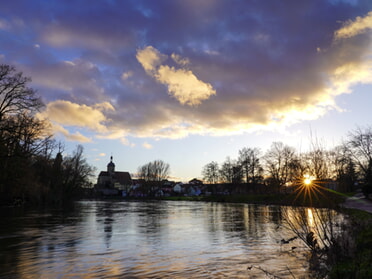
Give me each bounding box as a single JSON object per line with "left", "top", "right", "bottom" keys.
{"left": 137, "top": 160, "right": 170, "bottom": 182}
{"left": 0, "top": 65, "right": 50, "bottom": 204}
{"left": 202, "top": 161, "right": 219, "bottom": 184}
{"left": 303, "top": 138, "right": 333, "bottom": 180}
{"left": 238, "top": 147, "right": 262, "bottom": 184}
{"left": 329, "top": 145, "right": 356, "bottom": 192}
{"left": 219, "top": 157, "right": 235, "bottom": 183}
{"left": 0, "top": 113, "right": 52, "bottom": 157}
{"left": 0, "top": 64, "right": 42, "bottom": 121}
{"left": 264, "top": 142, "right": 296, "bottom": 192}
{"left": 61, "top": 145, "right": 95, "bottom": 201}
{"left": 347, "top": 126, "right": 372, "bottom": 197}
{"left": 137, "top": 160, "right": 170, "bottom": 196}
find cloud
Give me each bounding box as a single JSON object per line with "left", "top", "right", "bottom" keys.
{"left": 171, "top": 53, "right": 189, "bottom": 66}
{"left": 335, "top": 11, "right": 372, "bottom": 39}
{"left": 136, "top": 46, "right": 166, "bottom": 73}
{"left": 121, "top": 71, "right": 133, "bottom": 80}
{"left": 52, "top": 123, "right": 92, "bottom": 142}
{"left": 143, "top": 142, "right": 153, "bottom": 149}
{"left": 37, "top": 100, "right": 114, "bottom": 141}
{"left": 156, "top": 65, "right": 216, "bottom": 106}
{"left": 19, "top": 58, "right": 107, "bottom": 104}
{"left": 2, "top": 1, "right": 372, "bottom": 142}
{"left": 137, "top": 46, "right": 216, "bottom": 105}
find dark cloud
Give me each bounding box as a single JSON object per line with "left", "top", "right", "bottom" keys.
{"left": 1, "top": 0, "right": 372, "bottom": 142}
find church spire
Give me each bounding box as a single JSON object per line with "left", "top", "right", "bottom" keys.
{"left": 107, "top": 155, "right": 115, "bottom": 174}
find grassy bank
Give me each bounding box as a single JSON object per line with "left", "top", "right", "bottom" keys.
{"left": 161, "top": 190, "right": 346, "bottom": 209}
{"left": 328, "top": 208, "right": 372, "bottom": 278}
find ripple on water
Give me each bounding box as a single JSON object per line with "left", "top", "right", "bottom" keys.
{"left": 0, "top": 201, "right": 318, "bottom": 278}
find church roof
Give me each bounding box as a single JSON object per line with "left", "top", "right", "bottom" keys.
{"left": 114, "top": 172, "right": 132, "bottom": 185}
{"left": 98, "top": 171, "right": 132, "bottom": 185}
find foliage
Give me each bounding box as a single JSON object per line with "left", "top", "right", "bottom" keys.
{"left": 327, "top": 209, "right": 372, "bottom": 279}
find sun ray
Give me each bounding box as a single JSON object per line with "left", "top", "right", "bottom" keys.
{"left": 292, "top": 174, "right": 329, "bottom": 205}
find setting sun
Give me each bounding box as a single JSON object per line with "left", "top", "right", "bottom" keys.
{"left": 303, "top": 174, "right": 314, "bottom": 186}
{"left": 304, "top": 178, "right": 312, "bottom": 185}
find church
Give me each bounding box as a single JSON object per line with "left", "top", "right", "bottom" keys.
{"left": 96, "top": 156, "right": 132, "bottom": 195}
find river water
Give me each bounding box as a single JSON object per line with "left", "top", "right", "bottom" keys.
{"left": 0, "top": 200, "right": 319, "bottom": 278}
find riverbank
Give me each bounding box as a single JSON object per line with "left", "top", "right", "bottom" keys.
{"left": 341, "top": 191, "right": 372, "bottom": 214}
{"left": 161, "top": 190, "right": 346, "bottom": 209}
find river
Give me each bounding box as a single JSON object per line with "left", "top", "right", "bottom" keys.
{"left": 0, "top": 200, "right": 320, "bottom": 278}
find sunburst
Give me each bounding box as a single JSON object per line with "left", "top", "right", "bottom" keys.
{"left": 293, "top": 174, "right": 326, "bottom": 205}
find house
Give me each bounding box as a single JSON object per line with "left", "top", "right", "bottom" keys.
{"left": 173, "top": 183, "right": 183, "bottom": 194}
{"left": 96, "top": 156, "right": 132, "bottom": 195}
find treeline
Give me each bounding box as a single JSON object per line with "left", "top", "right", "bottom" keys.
{"left": 0, "top": 64, "right": 94, "bottom": 206}
{"left": 202, "top": 129, "right": 372, "bottom": 198}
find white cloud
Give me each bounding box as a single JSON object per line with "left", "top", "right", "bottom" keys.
{"left": 171, "top": 53, "right": 189, "bottom": 66}
{"left": 36, "top": 100, "right": 115, "bottom": 142}
{"left": 37, "top": 100, "right": 113, "bottom": 133}
{"left": 52, "top": 123, "right": 92, "bottom": 142}
{"left": 137, "top": 46, "right": 216, "bottom": 106}
{"left": 136, "top": 46, "right": 166, "bottom": 73}
{"left": 120, "top": 138, "right": 136, "bottom": 147}
{"left": 335, "top": 11, "right": 372, "bottom": 39}
{"left": 143, "top": 142, "right": 153, "bottom": 149}
{"left": 155, "top": 65, "right": 216, "bottom": 106}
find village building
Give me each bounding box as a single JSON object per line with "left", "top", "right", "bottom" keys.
{"left": 95, "top": 156, "right": 132, "bottom": 195}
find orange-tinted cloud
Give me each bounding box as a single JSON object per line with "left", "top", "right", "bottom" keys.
{"left": 137, "top": 46, "right": 216, "bottom": 106}
{"left": 2, "top": 1, "right": 372, "bottom": 142}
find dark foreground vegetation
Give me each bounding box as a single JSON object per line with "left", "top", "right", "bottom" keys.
{"left": 0, "top": 64, "right": 94, "bottom": 206}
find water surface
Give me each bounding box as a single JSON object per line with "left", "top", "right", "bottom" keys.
{"left": 0, "top": 200, "right": 315, "bottom": 278}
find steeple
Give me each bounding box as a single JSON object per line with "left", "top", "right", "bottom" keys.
{"left": 107, "top": 155, "right": 115, "bottom": 175}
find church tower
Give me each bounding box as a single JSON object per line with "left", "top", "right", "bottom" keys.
{"left": 107, "top": 156, "right": 115, "bottom": 175}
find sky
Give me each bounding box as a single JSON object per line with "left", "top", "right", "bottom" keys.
{"left": 1, "top": 0, "right": 372, "bottom": 182}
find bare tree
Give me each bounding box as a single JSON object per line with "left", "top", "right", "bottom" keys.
{"left": 329, "top": 144, "right": 356, "bottom": 192}
{"left": 219, "top": 157, "right": 235, "bottom": 183}
{"left": 202, "top": 161, "right": 219, "bottom": 184}
{"left": 0, "top": 113, "right": 52, "bottom": 157}
{"left": 238, "top": 147, "right": 262, "bottom": 184}
{"left": 303, "top": 138, "right": 332, "bottom": 180}
{"left": 347, "top": 126, "right": 372, "bottom": 196}
{"left": 63, "top": 145, "right": 95, "bottom": 192}
{"left": 264, "top": 142, "right": 296, "bottom": 191}
{"left": 0, "top": 64, "right": 43, "bottom": 121}
{"left": 137, "top": 160, "right": 170, "bottom": 182}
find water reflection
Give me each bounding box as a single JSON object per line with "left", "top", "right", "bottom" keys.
{"left": 0, "top": 200, "right": 338, "bottom": 278}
